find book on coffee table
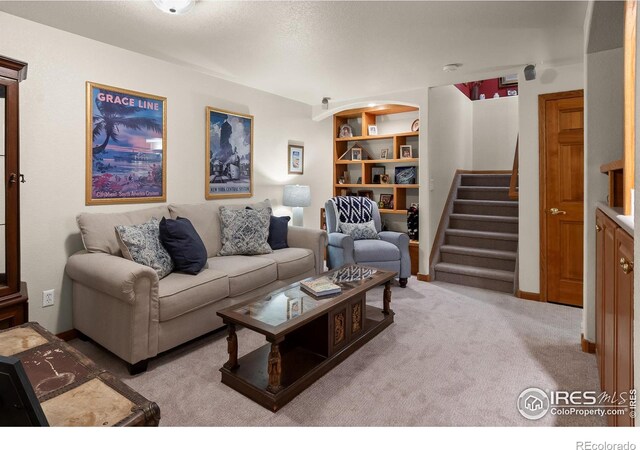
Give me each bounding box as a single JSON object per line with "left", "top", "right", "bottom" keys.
{"left": 300, "top": 277, "right": 341, "bottom": 297}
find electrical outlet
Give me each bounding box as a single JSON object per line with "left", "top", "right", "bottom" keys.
{"left": 42, "top": 289, "right": 55, "bottom": 307}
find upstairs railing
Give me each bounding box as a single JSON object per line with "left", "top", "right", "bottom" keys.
{"left": 509, "top": 137, "right": 519, "bottom": 200}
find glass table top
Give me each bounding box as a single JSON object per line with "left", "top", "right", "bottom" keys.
{"left": 231, "top": 265, "right": 378, "bottom": 327}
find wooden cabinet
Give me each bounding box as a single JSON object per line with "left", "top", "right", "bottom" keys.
{"left": 0, "top": 55, "right": 28, "bottom": 329}
{"left": 595, "top": 207, "right": 634, "bottom": 426}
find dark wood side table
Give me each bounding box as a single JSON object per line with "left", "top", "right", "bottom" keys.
{"left": 0, "top": 322, "right": 160, "bottom": 426}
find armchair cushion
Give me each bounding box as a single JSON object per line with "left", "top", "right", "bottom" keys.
{"left": 353, "top": 240, "right": 400, "bottom": 263}
{"left": 339, "top": 221, "right": 380, "bottom": 240}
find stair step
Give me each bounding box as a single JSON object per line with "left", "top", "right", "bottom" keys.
{"left": 434, "top": 262, "right": 515, "bottom": 293}
{"left": 453, "top": 199, "right": 518, "bottom": 217}
{"left": 460, "top": 173, "right": 512, "bottom": 187}
{"left": 440, "top": 245, "right": 516, "bottom": 271}
{"left": 449, "top": 213, "right": 519, "bottom": 233}
{"left": 445, "top": 229, "right": 518, "bottom": 251}
{"left": 457, "top": 186, "right": 511, "bottom": 201}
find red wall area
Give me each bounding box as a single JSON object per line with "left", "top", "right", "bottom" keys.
{"left": 455, "top": 77, "right": 518, "bottom": 101}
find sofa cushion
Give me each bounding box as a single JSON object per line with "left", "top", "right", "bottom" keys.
{"left": 115, "top": 218, "right": 174, "bottom": 279}
{"left": 168, "top": 203, "right": 221, "bottom": 258}
{"left": 218, "top": 207, "right": 272, "bottom": 256}
{"left": 159, "top": 217, "right": 207, "bottom": 274}
{"left": 268, "top": 216, "right": 290, "bottom": 250}
{"left": 206, "top": 255, "right": 277, "bottom": 297}
{"left": 77, "top": 205, "right": 169, "bottom": 255}
{"left": 354, "top": 239, "right": 400, "bottom": 263}
{"left": 158, "top": 269, "right": 229, "bottom": 322}
{"left": 254, "top": 248, "right": 314, "bottom": 280}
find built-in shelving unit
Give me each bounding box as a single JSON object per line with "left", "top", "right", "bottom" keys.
{"left": 333, "top": 104, "right": 420, "bottom": 216}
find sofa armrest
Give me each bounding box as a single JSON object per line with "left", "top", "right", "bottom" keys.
{"left": 287, "top": 226, "right": 328, "bottom": 274}
{"left": 66, "top": 250, "right": 159, "bottom": 304}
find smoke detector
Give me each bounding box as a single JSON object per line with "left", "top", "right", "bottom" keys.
{"left": 443, "top": 63, "right": 462, "bottom": 72}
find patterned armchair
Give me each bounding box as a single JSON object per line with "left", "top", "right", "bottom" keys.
{"left": 324, "top": 197, "right": 410, "bottom": 287}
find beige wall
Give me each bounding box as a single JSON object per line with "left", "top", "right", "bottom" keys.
{"left": 583, "top": 47, "right": 624, "bottom": 342}
{"left": 472, "top": 96, "right": 519, "bottom": 171}
{"left": 0, "top": 12, "right": 331, "bottom": 334}
{"left": 517, "top": 62, "right": 585, "bottom": 294}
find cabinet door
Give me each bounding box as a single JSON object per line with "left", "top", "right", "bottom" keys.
{"left": 595, "top": 210, "right": 605, "bottom": 387}
{"left": 615, "top": 227, "right": 634, "bottom": 427}
{"left": 602, "top": 214, "right": 617, "bottom": 426}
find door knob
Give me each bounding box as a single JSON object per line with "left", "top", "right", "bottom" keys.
{"left": 620, "top": 257, "right": 634, "bottom": 274}
{"left": 549, "top": 208, "right": 567, "bottom": 215}
{"left": 595, "top": 224, "right": 602, "bottom": 232}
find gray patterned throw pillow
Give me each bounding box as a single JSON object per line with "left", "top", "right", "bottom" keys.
{"left": 115, "top": 218, "right": 174, "bottom": 279}
{"left": 218, "top": 206, "right": 273, "bottom": 256}
{"left": 339, "top": 221, "right": 380, "bottom": 240}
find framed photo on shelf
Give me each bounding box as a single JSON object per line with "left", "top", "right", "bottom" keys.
{"left": 371, "top": 166, "right": 385, "bottom": 183}
{"left": 358, "top": 190, "right": 374, "bottom": 200}
{"left": 288, "top": 144, "right": 304, "bottom": 174}
{"left": 395, "top": 166, "right": 416, "bottom": 184}
{"left": 400, "top": 145, "right": 413, "bottom": 159}
{"left": 206, "top": 106, "right": 253, "bottom": 200}
{"left": 380, "top": 148, "right": 389, "bottom": 159}
{"left": 368, "top": 125, "right": 378, "bottom": 136}
{"left": 287, "top": 298, "right": 302, "bottom": 319}
{"left": 351, "top": 146, "right": 362, "bottom": 161}
{"left": 379, "top": 194, "right": 394, "bottom": 209}
{"left": 338, "top": 124, "right": 353, "bottom": 138}
{"left": 498, "top": 74, "right": 518, "bottom": 88}
{"left": 86, "top": 82, "right": 167, "bottom": 205}
{"left": 411, "top": 119, "right": 420, "bottom": 132}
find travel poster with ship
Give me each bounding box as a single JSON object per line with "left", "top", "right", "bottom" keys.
{"left": 86, "top": 82, "right": 166, "bottom": 205}
{"left": 206, "top": 107, "right": 253, "bottom": 199}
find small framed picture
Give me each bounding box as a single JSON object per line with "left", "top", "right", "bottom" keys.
{"left": 380, "top": 148, "right": 389, "bottom": 159}
{"left": 368, "top": 125, "right": 378, "bottom": 136}
{"left": 411, "top": 119, "right": 420, "bottom": 132}
{"left": 351, "top": 147, "right": 362, "bottom": 161}
{"left": 358, "top": 190, "right": 374, "bottom": 200}
{"left": 379, "top": 194, "right": 394, "bottom": 209}
{"left": 371, "top": 166, "right": 385, "bottom": 183}
{"left": 400, "top": 145, "right": 413, "bottom": 159}
{"left": 498, "top": 74, "right": 518, "bottom": 88}
{"left": 395, "top": 166, "right": 416, "bottom": 184}
{"left": 288, "top": 144, "right": 304, "bottom": 174}
{"left": 287, "top": 298, "right": 303, "bottom": 319}
{"left": 338, "top": 124, "right": 353, "bottom": 138}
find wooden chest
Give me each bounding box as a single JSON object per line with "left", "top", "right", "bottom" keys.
{"left": 0, "top": 322, "right": 160, "bottom": 426}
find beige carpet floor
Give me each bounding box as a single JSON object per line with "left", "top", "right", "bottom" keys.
{"left": 70, "top": 280, "right": 604, "bottom": 426}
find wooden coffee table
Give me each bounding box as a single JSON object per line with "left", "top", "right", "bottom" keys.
{"left": 217, "top": 264, "right": 396, "bottom": 411}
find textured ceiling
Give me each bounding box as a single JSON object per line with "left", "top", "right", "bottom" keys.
{"left": 0, "top": 1, "right": 587, "bottom": 105}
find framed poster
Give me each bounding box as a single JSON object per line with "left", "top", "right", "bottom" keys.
{"left": 288, "top": 144, "right": 304, "bottom": 174}
{"left": 86, "top": 82, "right": 166, "bottom": 205}
{"left": 206, "top": 107, "right": 253, "bottom": 199}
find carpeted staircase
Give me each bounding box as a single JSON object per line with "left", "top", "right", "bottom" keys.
{"left": 433, "top": 173, "right": 518, "bottom": 293}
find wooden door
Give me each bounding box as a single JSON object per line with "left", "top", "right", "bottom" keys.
{"left": 615, "top": 227, "right": 634, "bottom": 427}
{"left": 539, "top": 91, "right": 584, "bottom": 306}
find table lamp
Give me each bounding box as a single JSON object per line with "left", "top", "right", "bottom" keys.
{"left": 283, "top": 185, "right": 311, "bottom": 227}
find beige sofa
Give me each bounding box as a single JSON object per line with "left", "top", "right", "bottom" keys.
{"left": 65, "top": 201, "right": 327, "bottom": 374}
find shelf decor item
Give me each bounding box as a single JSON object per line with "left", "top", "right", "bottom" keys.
{"left": 380, "top": 148, "right": 389, "bottom": 159}
{"left": 411, "top": 119, "right": 420, "bottom": 132}
{"left": 338, "top": 123, "right": 353, "bottom": 138}
{"left": 379, "top": 194, "right": 394, "bottom": 209}
{"left": 407, "top": 204, "right": 419, "bottom": 240}
{"left": 206, "top": 107, "right": 253, "bottom": 200}
{"left": 368, "top": 125, "right": 378, "bottom": 136}
{"left": 86, "top": 82, "right": 167, "bottom": 205}
{"left": 395, "top": 166, "right": 416, "bottom": 184}
{"left": 400, "top": 145, "right": 413, "bottom": 159}
{"left": 380, "top": 174, "right": 391, "bottom": 184}
{"left": 351, "top": 145, "right": 363, "bottom": 161}
{"left": 288, "top": 144, "right": 304, "bottom": 174}
{"left": 357, "top": 190, "right": 374, "bottom": 200}
{"left": 371, "top": 166, "right": 385, "bottom": 183}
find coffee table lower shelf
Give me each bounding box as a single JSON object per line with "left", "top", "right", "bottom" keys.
{"left": 220, "top": 304, "right": 393, "bottom": 411}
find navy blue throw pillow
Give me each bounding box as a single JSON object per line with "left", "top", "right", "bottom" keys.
{"left": 269, "top": 215, "right": 290, "bottom": 250}
{"left": 159, "top": 217, "right": 207, "bottom": 275}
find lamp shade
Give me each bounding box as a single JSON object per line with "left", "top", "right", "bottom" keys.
{"left": 283, "top": 185, "right": 311, "bottom": 207}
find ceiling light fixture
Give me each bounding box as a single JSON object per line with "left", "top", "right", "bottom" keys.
{"left": 152, "top": 0, "right": 195, "bottom": 15}
{"left": 442, "top": 63, "right": 462, "bottom": 72}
